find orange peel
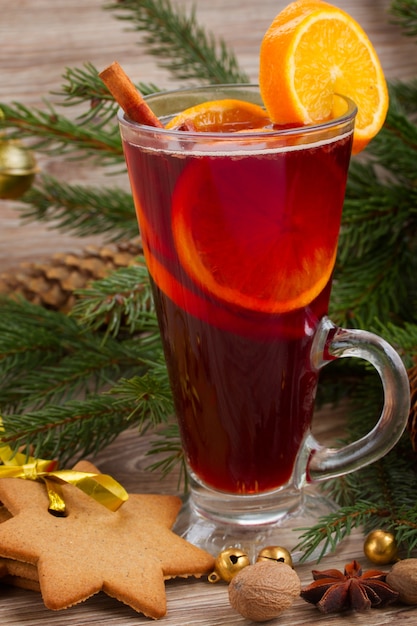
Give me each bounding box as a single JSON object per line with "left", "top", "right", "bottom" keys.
{"left": 259, "top": 0, "right": 389, "bottom": 153}
{"left": 166, "top": 99, "right": 270, "bottom": 132}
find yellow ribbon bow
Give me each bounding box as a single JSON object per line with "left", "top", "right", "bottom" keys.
{"left": 0, "top": 445, "right": 129, "bottom": 515}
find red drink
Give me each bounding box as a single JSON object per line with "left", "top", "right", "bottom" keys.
{"left": 122, "top": 119, "right": 352, "bottom": 494}
{"left": 119, "top": 86, "right": 409, "bottom": 557}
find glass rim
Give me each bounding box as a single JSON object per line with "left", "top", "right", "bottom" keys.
{"left": 117, "top": 83, "right": 357, "bottom": 140}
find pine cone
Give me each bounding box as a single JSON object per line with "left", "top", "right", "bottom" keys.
{"left": 0, "top": 239, "right": 143, "bottom": 312}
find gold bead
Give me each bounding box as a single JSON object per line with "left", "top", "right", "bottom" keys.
{"left": 0, "top": 140, "right": 37, "bottom": 200}
{"left": 208, "top": 548, "right": 250, "bottom": 583}
{"left": 256, "top": 546, "right": 293, "bottom": 568}
{"left": 364, "top": 530, "right": 398, "bottom": 565}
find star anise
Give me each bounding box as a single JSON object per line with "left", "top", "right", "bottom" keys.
{"left": 300, "top": 559, "right": 399, "bottom": 613}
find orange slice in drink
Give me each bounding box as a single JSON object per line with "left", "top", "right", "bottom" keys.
{"left": 172, "top": 156, "right": 341, "bottom": 314}
{"left": 166, "top": 99, "right": 270, "bottom": 132}
{"left": 259, "top": 0, "right": 389, "bottom": 153}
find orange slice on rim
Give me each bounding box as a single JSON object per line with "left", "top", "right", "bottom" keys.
{"left": 259, "top": 0, "right": 389, "bottom": 153}
{"left": 165, "top": 99, "right": 270, "bottom": 132}
{"left": 172, "top": 154, "right": 344, "bottom": 314}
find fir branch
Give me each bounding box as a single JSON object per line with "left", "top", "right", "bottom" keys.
{"left": 331, "top": 233, "right": 416, "bottom": 328}
{"left": 296, "top": 404, "right": 417, "bottom": 560}
{"left": 294, "top": 502, "right": 384, "bottom": 562}
{"left": 0, "top": 292, "right": 171, "bottom": 465}
{"left": 298, "top": 360, "right": 417, "bottom": 561}
{"left": 0, "top": 297, "right": 159, "bottom": 411}
{"left": 0, "top": 101, "right": 122, "bottom": 164}
{"left": 296, "top": 494, "right": 417, "bottom": 562}
{"left": 0, "top": 297, "right": 86, "bottom": 376}
{"left": 110, "top": 364, "right": 173, "bottom": 429}
{"left": 52, "top": 63, "right": 160, "bottom": 126}
{"left": 71, "top": 262, "right": 156, "bottom": 337}
{"left": 361, "top": 319, "right": 417, "bottom": 370}
{"left": 1, "top": 394, "right": 147, "bottom": 466}
{"left": 0, "top": 364, "right": 174, "bottom": 466}
{"left": 145, "top": 423, "right": 186, "bottom": 490}
{"left": 332, "top": 439, "right": 417, "bottom": 512}
{"left": 369, "top": 96, "right": 417, "bottom": 183}
{"left": 391, "top": 505, "right": 417, "bottom": 553}
{"left": 391, "top": 0, "right": 417, "bottom": 37}
{"left": 331, "top": 121, "right": 417, "bottom": 326}
{"left": 106, "top": 0, "right": 249, "bottom": 84}
{"left": 3, "top": 337, "right": 145, "bottom": 411}
{"left": 389, "top": 78, "right": 417, "bottom": 116}
{"left": 18, "top": 174, "right": 137, "bottom": 241}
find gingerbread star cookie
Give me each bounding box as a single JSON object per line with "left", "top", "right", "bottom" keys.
{"left": 0, "top": 474, "right": 214, "bottom": 618}
{"left": 0, "top": 557, "right": 40, "bottom": 592}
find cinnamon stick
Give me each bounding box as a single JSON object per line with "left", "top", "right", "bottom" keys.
{"left": 99, "top": 61, "right": 163, "bottom": 128}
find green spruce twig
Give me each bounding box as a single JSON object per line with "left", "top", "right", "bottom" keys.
{"left": 294, "top": 502, "right": 384, "bottom": 562}
{"left": 0, "top": 101, "right": 122, "bottom": 164}
{"left": 18, "top": 174, "right": 137, "bottom": 241}
{"left": 295, "top": 497, "right": 417, "bottom": 563}
{"left": 391, "top": 0, "right": 417, "bottom": 37}
{"left": 0, "top": 297, "right": 158, "bottom": 411}
{"left": 145, "top": 423, "right": 185, "bottom": 490}
{"left": 53, "top": 62, "right": 160, "bottom": 125}
{"left": 0, "top": 390, "right": 171, "bottom": 467}
{"left": 0, "top": 295, "right": 171, "bottom": 465}
{"left": 71, "top": 262, "right": 155, "bottom": 336}
{"left": 331, "top": 90, "right": 417, "bottom": 328}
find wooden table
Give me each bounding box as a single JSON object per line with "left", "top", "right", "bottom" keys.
{"left": 0, "top": 419, "right": 414, "bottom": 626}
{"left": 2, "top": 1, "right": 417, "bottom": 623}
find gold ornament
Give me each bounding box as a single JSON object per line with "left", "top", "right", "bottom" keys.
{"left": 257, "top": 546, "right": 293, "bottom": 568}
{"left": 363, "top": 530, "right": 398, "bottom": 565}
{"left": 0, "top": 139, "right": 37, "bottom": 200}
{"left": 208, "top": 547, "right": 250, "bottom": 583}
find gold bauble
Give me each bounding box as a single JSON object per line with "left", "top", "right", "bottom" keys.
{"left": 256, "top": 546, "right": 293, "bottom": 568}
{"left": 364, "top": 530, "right": 398, "bottom": 565}
{"left": 208, "top": 547, "right": 250, "bottom": 583}
{"left": 0, "top": 139, "right": 37, "bottom": 200}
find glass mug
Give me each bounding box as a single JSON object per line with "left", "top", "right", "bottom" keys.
{"left": 118, "top": 85, "right": 410, "bottom": 559}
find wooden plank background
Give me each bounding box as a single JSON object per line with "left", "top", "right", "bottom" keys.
{"left": 2, "top": 0, "right": 417, "bottom": 271}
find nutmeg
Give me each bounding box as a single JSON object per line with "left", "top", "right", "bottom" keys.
{"left": 228, "top": 560, "right": 301, "bottom": 622}
{"left": 386, "top": 558, "right": 417, "bottom": 604}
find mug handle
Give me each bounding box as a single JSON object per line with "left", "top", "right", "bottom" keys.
{"left": 304, "top": 316, "right": 410, "bottom": 483}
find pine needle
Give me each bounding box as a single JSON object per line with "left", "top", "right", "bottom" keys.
{"left": 53, "top": 62, "right": 161, "bottom": 126}
{"left": 19, "top": 174, "right": 137, "bottom": 241}
{"left": 71, "top": 262, "right": 156, "bottom": 337}
{"left": 0, "top": 102, "right": 123, "bottom": 163}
